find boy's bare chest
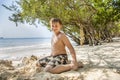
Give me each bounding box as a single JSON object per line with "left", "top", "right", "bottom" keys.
{"left": 52, "top": 36, "right": 62, "bottom": 45}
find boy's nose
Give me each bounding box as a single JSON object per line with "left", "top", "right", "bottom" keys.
{"left": 52, "top": 26, "right": 57, "bottom": 29}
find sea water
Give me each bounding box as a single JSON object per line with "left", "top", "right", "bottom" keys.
{"left": 0, "top": 38, "right": 51, "bottom": 60}
{"left": 0, "top": 38, "right": 51, "bottom": 48}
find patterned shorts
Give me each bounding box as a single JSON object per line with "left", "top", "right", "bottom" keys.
{"left": 38, "top": 54, "right": 68, "bottom": 68}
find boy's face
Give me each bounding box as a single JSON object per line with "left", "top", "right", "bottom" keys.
{"left": 51, "top": 22, "right": 62, "bottom": 33}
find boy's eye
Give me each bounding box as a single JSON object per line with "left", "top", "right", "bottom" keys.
{"left": 52, "top": 25, "right": 57, "bottom": 28}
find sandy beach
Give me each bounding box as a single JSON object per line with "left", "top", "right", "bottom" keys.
{"left": 0, "top": 37, "right": 120, "bottom": 80}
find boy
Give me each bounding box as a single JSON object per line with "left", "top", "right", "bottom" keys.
{"left": 36, "top": 18, "right": 82, "bottom": 74}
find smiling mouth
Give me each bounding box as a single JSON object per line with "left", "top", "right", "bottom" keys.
{"left": 53, "top": 29, "right": 57, "bottom": 31}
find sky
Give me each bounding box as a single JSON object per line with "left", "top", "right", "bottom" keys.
{"left": 0, "top": 0, "right": 52, "bottom": 38}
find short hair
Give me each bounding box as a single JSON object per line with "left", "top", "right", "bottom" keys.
{"left": 50, "top": 18, "right": 62, "bottom": 25}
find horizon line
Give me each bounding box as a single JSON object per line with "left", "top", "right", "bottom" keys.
{"left": 0, "top": 37, "right": 51, "bottom": 39}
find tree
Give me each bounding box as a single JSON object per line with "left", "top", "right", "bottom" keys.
{"left": 2, "top": 0, "right": 120, "bottom": 45}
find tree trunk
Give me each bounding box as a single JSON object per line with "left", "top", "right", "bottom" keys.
{"left": 80, "top": 25, "right": 85, "bottom": 45}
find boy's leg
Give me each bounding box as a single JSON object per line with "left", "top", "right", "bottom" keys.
{"left": 36, "top": 56, "right": 52, "bottom": 67}
{"left": 44, "top": 61, "right": 84, "bottom": 74}
{"left": 44, "top": 62, "right": 84, "bottom": 74}
{"left": 44, "top": 54, "right": 72, "bottom": 74}
{"left": 44, "top": 64, "right": 72, "bottom": 74}
{"left": 36, "top": 61, "right": 41, "bottom": 67}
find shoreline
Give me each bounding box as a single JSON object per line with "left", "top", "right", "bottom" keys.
{"left": 0, "top": 43, "right": 51, "bottom": 60}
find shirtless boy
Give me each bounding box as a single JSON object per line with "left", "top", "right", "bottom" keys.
{"left": 36, "top": 18, "right": 82, "bottom": 74}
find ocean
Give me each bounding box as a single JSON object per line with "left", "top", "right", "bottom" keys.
{"left": 0, "top": 38, "right": 51, "bottom": 48}
{"left": 0, "top": 38, "right": 51, "bottom": 60}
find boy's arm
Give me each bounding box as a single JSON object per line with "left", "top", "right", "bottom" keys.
{"left": 62, "top": 34, "right": 78, "bottom": 68}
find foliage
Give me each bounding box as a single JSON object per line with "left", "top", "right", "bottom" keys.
{"left": 2, "top": 0, "right": 120, "bottom": 45}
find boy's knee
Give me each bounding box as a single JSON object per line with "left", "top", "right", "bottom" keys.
{"left": 36, "top": 61, "right": 41, "bottom": 67}
{"left": 44, "top": 65, "right": 52, "bottom": 72}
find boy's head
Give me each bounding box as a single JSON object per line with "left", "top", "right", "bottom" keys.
{"left": 50, "top": 18, "right": 62, "bottom": 33}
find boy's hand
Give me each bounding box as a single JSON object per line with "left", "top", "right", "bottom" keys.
{"left": 71, "top": 61, "right": 78, "bottom": 70}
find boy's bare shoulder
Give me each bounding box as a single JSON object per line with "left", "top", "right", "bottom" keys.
{"left": 59, "top": 32, "right": 67, "bottom": 39}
